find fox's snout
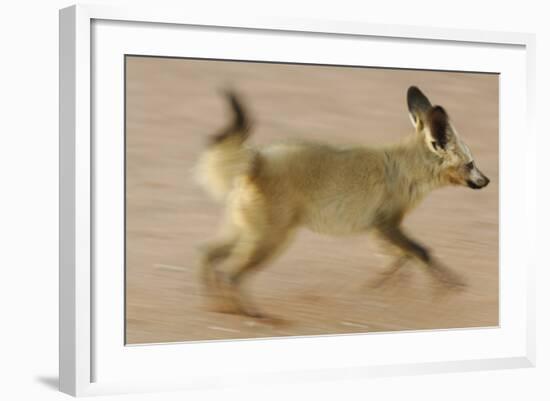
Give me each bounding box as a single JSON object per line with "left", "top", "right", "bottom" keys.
{"left": 466, "top": 167, "right": 490, "bottom": 189}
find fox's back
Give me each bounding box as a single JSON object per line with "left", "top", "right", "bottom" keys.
{"left": 253, "top": 140, "right": 388, "bottom": 235}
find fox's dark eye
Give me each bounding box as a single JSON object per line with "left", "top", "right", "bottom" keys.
{"left": 465, "top": 161, "right": 474, "bottom": 170}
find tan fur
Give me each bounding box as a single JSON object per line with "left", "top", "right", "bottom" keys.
{"left": 194, "top": 136, "right": 255, "bottom": 202}
{"left": 195, "top": 87, "right": 490, "bottom": 317}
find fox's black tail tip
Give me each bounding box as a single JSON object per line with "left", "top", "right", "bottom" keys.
{"left": 223, "top": 89, "right": 247, "bottom": 128}
{"left": 210, "top": 89, "right": 251, "bottom": 144}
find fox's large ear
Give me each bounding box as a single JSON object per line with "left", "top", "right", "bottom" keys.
{"left": 407, "top": 86, "right": 431, "bottom": 130}
{"left": 426, "top": 106, "right": 450, "bottom": 150}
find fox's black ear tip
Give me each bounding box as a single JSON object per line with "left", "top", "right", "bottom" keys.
{"left": 407, "top": 86, "right": 422, "bottom": 108}
{"left": 407, "top": 86, "right": 422, "bottom": 97}
{"left": 407, "top": 86, "right": 431, "bottom": 113}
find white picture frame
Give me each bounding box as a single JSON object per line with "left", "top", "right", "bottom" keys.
{"left": 59, "top": 3, "right": 536, "bottom": 397}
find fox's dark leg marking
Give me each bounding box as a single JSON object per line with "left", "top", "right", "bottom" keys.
{"left": 376, "top": 225, "right": 432, "bottom": 264}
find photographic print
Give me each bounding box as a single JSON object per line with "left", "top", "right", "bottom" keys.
{"left": 125, "top": 56, "right": 498, "bottom": 344}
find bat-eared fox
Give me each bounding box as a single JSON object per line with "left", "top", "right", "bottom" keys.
{"left": 195, "top": 86, "right": 490, "bottom": 318}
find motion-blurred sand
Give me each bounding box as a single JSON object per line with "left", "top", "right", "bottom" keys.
{"left": 125, "top": 56, "right": 498, "bottom": 344}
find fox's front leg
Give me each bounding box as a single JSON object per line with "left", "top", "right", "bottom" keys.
{"left": 368, "top": 255, "right": 411, "bottom": 288}
{"left": 376, "top": 225, "right": 466, "bottom": 288}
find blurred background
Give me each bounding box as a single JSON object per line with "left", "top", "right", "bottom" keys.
{"left": 125, "top": 56, "right": 498, "bottom": 344}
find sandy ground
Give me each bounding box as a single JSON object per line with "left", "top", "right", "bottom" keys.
{"left": 125, "top": 56, "right": 499, "bottom": 344}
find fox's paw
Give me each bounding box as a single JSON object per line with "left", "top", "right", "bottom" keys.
{"left": 431, "top": 264, "right": 467, "bottom": 290}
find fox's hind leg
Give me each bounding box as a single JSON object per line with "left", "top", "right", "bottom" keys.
{"left": 198, "top": 236, "right": 236, "bottom": 289}
{"left": 197, "top": 210, "right": 243, "bottom": 291}
{"left": 197, "top": 234, "right": 239, "bottom": 311}
{"left": 203, "top": 170, "right": 297, "bottom": 317}
{"left": 215, "top": 228, "right": 295, "bottom": 318}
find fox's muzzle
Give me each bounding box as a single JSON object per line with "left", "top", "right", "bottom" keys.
{"left": 466, "top": 169, "right": 490, "bottom": 189}
{"left": 466, "top": 179, "right": 489, "bottom": 189}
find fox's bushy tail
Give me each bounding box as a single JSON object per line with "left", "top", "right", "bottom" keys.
{"left": 194, "top": 91, "right": 255, "bottom": 202}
